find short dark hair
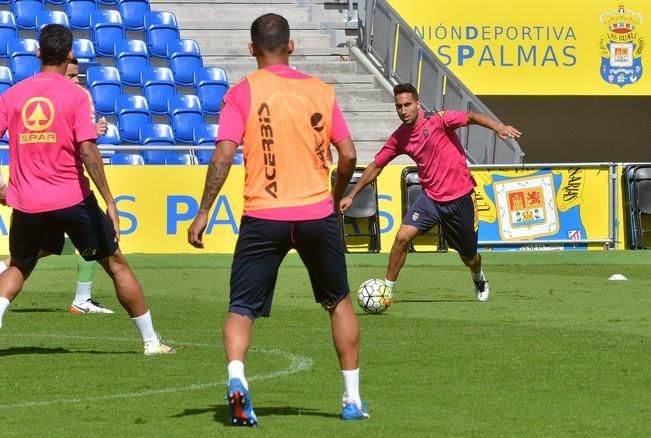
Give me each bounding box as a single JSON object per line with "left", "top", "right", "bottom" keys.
{"left": 393, "top": 83, "right": 419, "bottom": 101}
{"left": 39, "top": 24, "right": 73, "bottom": 66}
{"left": 69, "top": 57, "right": 78, "bottom": 65}
{"left": 251, "top": 13, "right": 290, "bottom": 53}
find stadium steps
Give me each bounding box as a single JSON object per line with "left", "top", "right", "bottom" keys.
{"left": 151, "top": 0, "right": 405, "bottom": 164}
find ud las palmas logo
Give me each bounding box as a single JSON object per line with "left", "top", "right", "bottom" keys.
{"left": 494, "top": 174, "right": 559, "bottom": 241}
{"left": 600, "top": 5, "right": 645, "bottom": 87}
{"left": 20, "top": 97, "right": 56, "bottom": 144}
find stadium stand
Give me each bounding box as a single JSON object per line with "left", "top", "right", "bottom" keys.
{"left": 86, "top": 66, "right": 122, "bottom": 115}
{"left": 194, "top": 67, "right": 228, "bottom": 115}
{"left": 167, "top": 39, "right": 202, "bottom": 86}
{"left": 110, "top": 153, "right": 144, "bottom": 165}
{"left": 72, "top": 38, "right": 96, "bottom": 62}
{"left": 118, "top": 0, "right": 150, "bottom": 31}
{"left": 66, "top": 0, "right": 97, "bottom": 31}
{"left": 144, "top": 11, "right": 179, "bottom": 58}
{"left": 140, "top": 123, "right": 175, "bottom": 164}
{"left": 98, "top": 123, "right": 120, "bottom": 145}
{"left": 140, "top": 66, "right": 175, "bottom": 115}
{"left": 35, "top": 10, "right": 69, "bottom": 39}
{"left": 167, "top": 94, "right": 202, "bottom": 144}
{"left": 115, "top": 94, "right": 151, "bottom": 144}
{"left": 90, "top": 9, "right": 125, "bottom": 57}
{"left": 12, "top": 0, "right": 43, "bottom": 30}
{"left": 7, "top": 38, "right": 39, "bottom": 82}
{"left": 0, "top": 66, "right": 12, "bottom": 94}
{"left": 114, "top": 38, "right": 149, "bottom": 86}
{"left": 0, "top": 11, "right": 17, "bottom": 56}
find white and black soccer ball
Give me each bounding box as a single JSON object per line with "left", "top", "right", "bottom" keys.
{"left": 357, "top": 279, "right": 393, "bottom": 314}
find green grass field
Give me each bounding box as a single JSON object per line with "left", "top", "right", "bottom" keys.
{"left": 1, "top": 251, "right": 650, "bottom": 437}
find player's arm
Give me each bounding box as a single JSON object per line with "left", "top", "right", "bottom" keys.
{"left": 79, "top": 140, "right": 119, "bottom": 238}
{"left": 0, "top": 96, "right": 7, "bottom": 203}
{"left": 187, "top": 140, "right": 238, "bottom": 248}
{"left": 339, "top": 162, "right": 383, "bottom": 212}
{"left": 467, "top": 112, "right": 522, "bottom": 140}
{"left": 331, "top": 137, "right": 357, "bottom": 213}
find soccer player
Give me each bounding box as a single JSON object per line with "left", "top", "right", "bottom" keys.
{"left": 0, "top": 58, "right": 112, "bottom": 314}
{"left": 340, "top": 83, "right": 522, "bottom": 302}
{"left": 0, "top": 24, "right": 174, "bottom": 355}
{"left": 187, "top": 13, "right": 367, "bottom": 426}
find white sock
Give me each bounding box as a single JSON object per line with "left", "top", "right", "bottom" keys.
{"left": 132, "top": 311, "right": 158, "bottom": 344}
{"left": 228, "top": 360, "right": 248, "bottom": 389}
{"left": 0, "top": 260, "right": 8, "bottom": 274}
{"left": 342, "top": 368, "right": 361, "bottom": 405}
{"left": 0, "top": 297, "right": 10, "bottom": 329}
{"left": 74, "top": 281, "right": 92, "bottom": 305}
{"left": 472, "top": 270, "right": 485, "bottom": 282}
{"left": 384, "top": 279, "right": 396, "bottom": 289}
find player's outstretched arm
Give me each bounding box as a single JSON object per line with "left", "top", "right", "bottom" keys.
{"left": 79, "top": 140, "right": 119, "bottom": 239}
{"left": 467, "top": 112, "right": 522, "bottom": 140}
{"left": 331, "top": 137, "right": 357, "bottom": 212}
{"left": 339, "top": 161, "right": 383, "bottom": 213}
{"left": 188, "top": 140, "right": 238, "bottom": 248}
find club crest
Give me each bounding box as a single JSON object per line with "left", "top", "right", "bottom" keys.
{"left": 599, "top": 5, "right": 645, "bottom": 87}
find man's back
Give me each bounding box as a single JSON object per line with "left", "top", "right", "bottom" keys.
{"left": 0, "top": 72, "right": 97, "bottom": 213}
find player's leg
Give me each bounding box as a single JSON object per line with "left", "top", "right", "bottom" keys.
{"left": 0, "top": 210, "right": 51, "bottom": 328}
{"left": 439, "top": 191, "right": 488, "bottom": 301}
{"left": 61, "top": 193, "right": 174, "bottom": 353}
{"left": 294, "top": 214, "right": 368, "bottom": 420}
{"left": 71, "top": 256, "right": 111, "bottom": 314}
{"left": 225, "top": 217, "right": 291, "bottom": 427}
{"left": 386, "top": 193, "right": 441, "bottom": 291}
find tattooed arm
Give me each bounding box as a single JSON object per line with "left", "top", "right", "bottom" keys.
{"left": 79, "top": 140, "right": 119, "bottom": 238}
{"left": 188, "top": 140, "right": 238, "bottom": 248}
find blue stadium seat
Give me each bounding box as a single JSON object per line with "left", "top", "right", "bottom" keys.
{"left": 192, "top": 123, "right": 217, "bottom": 164}
{"left": 114, "top": 39, "right": 148, "bottom": 86}
{"left": 118, "top": 0, "right": 149, "bottom": 31}
{"left": 86, "top": 66, "right": 122, "bottom": 115}
{"left": 194, "top": 67, "right": 229, "bottom": 115}
{"left": 140, "top": 66, "right": 174, "bottom": 115}
{"left": 66, "top": 0, "right": 97, "bottom": 31}
{"left": 0, "top": 11, "right": 18, "bottom": 57}
{"left": 35, "top": 10, "right": 69, "bottom": 40}
{"left": 97, "top": 122, "right": 120, "bottom": 145}
{"left": 12, "top": 0, "right": 43, "bottom": 31}
{"left": 7, "top": 38, "right": 39, "bottom": 82}
{"left": 45, "top": 0, "right": 66, "bottom": 6}
{"left": 90, "top": 9, "right": 125, "bottom": 57}
{"left": 97, "top": 0, "right": 117, "bottom": 6}
{"left": 165, "top": 153, "right": 194, "bottom": 165}
{"left": 140, "top": 123, "right": 174, "bottom": 164}
{"left": 144, "top": 11, "right": 179, "bottom": 58}
{"left": 114, "top": 94, "right": 150, "bottom": 144}
{"left": 166, "top": 39, "right": 202, "bottom": 86}
{"left": 110, "top": 153, "right": 144, "bottom": 165}
{"left": 0, "top": 148, "right": 9, "bottom": 165}
{"left": 0, "top": 66, "right": 13, "bottom": 95}
{"left": 168, "top": 94, "right": 202, "bottom": 144}
{"left": 72, "top": 38, "right": 95, "bottom": 62}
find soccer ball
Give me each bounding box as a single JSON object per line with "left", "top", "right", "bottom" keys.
{"left": 357, "top": 279, "right": 393, "bottom": 314}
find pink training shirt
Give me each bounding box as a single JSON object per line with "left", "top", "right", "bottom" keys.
{"left": 375, "top": 110, "right": 475, "bottom": 202}
{"left": 218, "top": 64, "right": 351, "bottom": 221}
{"left": 0, "top": 72, "right": 97, "bottom": 213}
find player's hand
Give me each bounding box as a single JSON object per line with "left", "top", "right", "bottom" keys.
{"left": 106, "top": 202, "right": 120, "bottom": 242}
{"left": 188, "top": 210, "right": 209, "bottom": 249}
{"left": 340, "top": 195, "right": 354, "bottom": 213}
{"left": 0, "top": 184, "right": 6, "bottom": 206}
{"left": 96, "top": 117, "right": 108, "bottom": 136}
{"left": 496, "top": 125, "right": 522, "bottom": 140}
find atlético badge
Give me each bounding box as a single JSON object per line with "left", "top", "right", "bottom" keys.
{"left": 599, "top": 5, "right": 645, "bottom": 87}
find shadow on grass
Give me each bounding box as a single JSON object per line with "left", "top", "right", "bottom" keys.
{"left": 9, "top": 308, "right": 61, "bottom": 313}
{"left": 0, "top": 346, "right": 134, "bottom": 356}
{"left": 395, "top": 298, "right": 475, "bottom": 303}
{"left": 172, "top": 404, "right": 340, "bottom": 424}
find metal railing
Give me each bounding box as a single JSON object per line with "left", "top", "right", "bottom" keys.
{"left": 359, "top": 0, "right": 524, "bottom": 164}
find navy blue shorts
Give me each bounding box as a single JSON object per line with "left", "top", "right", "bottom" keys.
{"left": 403, "top": 191, "right": 478, "bottom": 257}
{"left": 229, "top": 214, "right": 350, "bottom": 319}
{"left": 10, "top": 193, "right": 118, "bottom": 273}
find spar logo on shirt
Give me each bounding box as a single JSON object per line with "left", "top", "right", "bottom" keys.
{"left": 20, "top": 97, "right": 57, "bottom": 144}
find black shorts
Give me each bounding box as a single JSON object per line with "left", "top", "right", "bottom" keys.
{"left": 10, "top": 193, "right": 118, "bottom": 273}
{"left": 230, "top": 214, "right": 350, "bottom": 319}
{"left": 403, "top": 190, "right": 478, "bottom": 257}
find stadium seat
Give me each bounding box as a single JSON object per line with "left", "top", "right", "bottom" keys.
{"left": 140, "top": 66, "right": 174, "bottom": 115}
{"left": 35, "top": 10, "right": 70, "bottom": 40}
{"left": 86, "top": 66, "right": 122, "bottom": 115}
{"left": 90, "top": 9, "right": 125, "bottom": 57}
{"left": 139, "top": 123, "right": 174, "bottom": 164}
{"left": 631, "top": 166, "right": 651, "bottom": 248}
{"left": 7, "top": 38, "right": 39, "bottom": 82}
{"left": 97, "top": 122, "right": 120, "bottom": 145}
{"left": 66, "top": 0, "right": 97, "bottom": 31}
{"left": 114, "top": 94, "right": 151, "bottom": 144}
{"left": 0, "top": 11, "right": 18, "bottom": 57}
{"left": 45, "top": 0, "right": 66, "bottom": 6}
{"left": 144, "top": 11, "right": 179, "bottom": 58}
{"left": 166, "top": 39, "right": 202, "bottom": 86}
{"left": 333, "top": 168, "right": 381, "bottom": 253}
{"left": 12, "top": 0, "right": 43, "bottom": 31}
{"left": 110, "top": 153, "right": 144, "bottom": 165}
{"left": 165, "top": 153, "right": 195, "bottom": 165}
{"left": 192, "top": 123, "right": 218, "bottom": 164}
{"left": 0, "top": 66, "right": 12, "bottom": 95}
{"left": 118, "top": 0, "right": 149, "bottom": 31}
{"left": 0, "top": 148, "right": 9, "bottom": 165}
{"left": 167, "top": 94, "right": 202, "bottom": 144}
{"left": 114, "top": 39, "right": 149, "bottom": 86}
{"left": 401, "top": 167, "right": 447, "bottom": 252}
{"left": 194, "top": 67, "right": 229, "bottom": 115}
{"left": 72, "top": 38, "right": 96, "bottom": 62}
{"left": 97, "top": 0, "right": 117, "bottom": 6}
